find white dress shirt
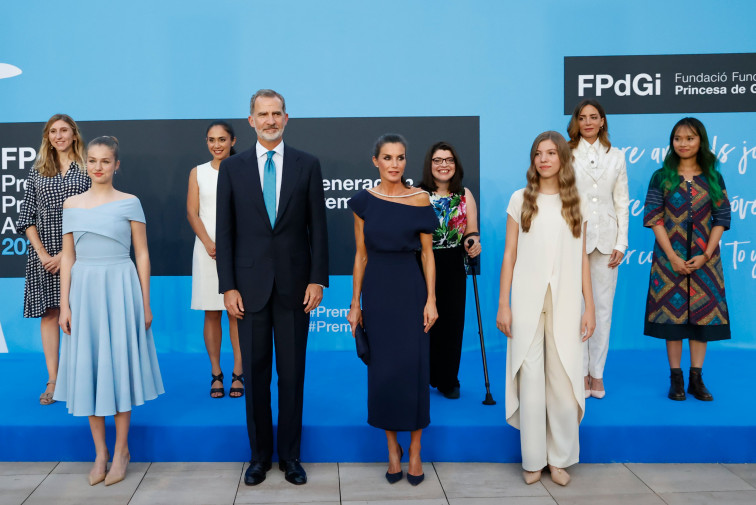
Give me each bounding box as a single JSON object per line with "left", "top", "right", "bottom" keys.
{"left": 573, "top": 137, "right": 630, "bottom": 255}
{"left": 256, "top": 140, "right": 284, "bottom": 215}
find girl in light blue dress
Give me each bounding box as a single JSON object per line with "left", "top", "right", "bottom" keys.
{"left": 57, "top": 136, "right": 163, "bottom": 486}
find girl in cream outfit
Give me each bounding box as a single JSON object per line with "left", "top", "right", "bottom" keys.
{"left": 187, "top": 121, "right": 244, "bottom": 398}
{"left": 498, "top": 131, "right": 596, "bottom": 486}
{"left": 567, "top": 100, "right": 630, "bottom": 399}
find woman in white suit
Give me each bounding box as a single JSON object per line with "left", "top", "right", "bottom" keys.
{"left": 567, "top": 100, "right": 629, "bottom": 399}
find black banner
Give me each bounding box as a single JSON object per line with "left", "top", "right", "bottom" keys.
{"left": 564, "top": 53, "right": 756, "bottom": 114}
{"left": 0, "top": 117, "right": 479, "bottom": 277}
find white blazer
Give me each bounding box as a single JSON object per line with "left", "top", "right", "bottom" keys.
{"left": 573, "top": 137, "right": 630, "bottom": 255}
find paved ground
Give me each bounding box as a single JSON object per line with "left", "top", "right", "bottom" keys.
{"left": 1, "top": 461, "right": 755, "bottom": 505}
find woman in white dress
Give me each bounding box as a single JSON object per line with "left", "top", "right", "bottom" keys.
{"left": 567, "top": 99, "right": 629, "bottom": 399}
{"left": 497, "top": 131, "right": 596, "bottom": 486}
{"left": 186, "top": 121, "right": 243, "bottom": 398}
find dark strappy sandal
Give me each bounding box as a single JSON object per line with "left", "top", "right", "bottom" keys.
{"left": 230, "top": 373, "right": 245, "bottom": 398}
{"left": 210, "top": 372, "right": 225, "bottom": 398}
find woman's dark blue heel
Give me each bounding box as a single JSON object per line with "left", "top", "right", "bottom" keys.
{"left": 407, "top": 445, "right": 424, "bottom": 486}
{"left": 385, "top": 445, "right": 403, "bottom": 484}
{"left": 407, "top": 472, "right": 424, "bottom": 486}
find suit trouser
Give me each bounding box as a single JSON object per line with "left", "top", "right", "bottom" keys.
{"left": 583, "top": 250, "right": 618, "bottom": 379}
{"left": 519, "top": 286, "right": 580, "bottom": 471}
{"left": 237, "top": 285, "right": 309, "bottom": 462}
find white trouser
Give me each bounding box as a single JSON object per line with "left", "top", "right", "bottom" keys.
{"left": 519, "top": 286, "right": 580, "bottom": 471}
{"left": 583, "top": 250, "right": 618, "bottom": 379}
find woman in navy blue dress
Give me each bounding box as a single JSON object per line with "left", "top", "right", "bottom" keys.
{"left": 347, "top": 134, "right": 438, "bottom": 486}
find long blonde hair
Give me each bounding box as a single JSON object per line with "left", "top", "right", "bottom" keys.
{"left": 35, "top": 114, "right": 85, "bottom": 177}
{"left": 521, "top": 131, "right": 582, "bottom": 238}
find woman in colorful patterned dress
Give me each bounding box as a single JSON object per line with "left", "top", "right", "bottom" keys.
{"left": 16, "top": 114, "right": 90, "bottom": 405}
{"left": 418, "top": 141, "right": 481, "bottom": 399}
{"left": 643, "top": 117, "right": 731, "bottom": 402}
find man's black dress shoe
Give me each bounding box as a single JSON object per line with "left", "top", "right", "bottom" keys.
{"left": 244, "top": 461, "right": 272, "bottom": 486}
{"left": 279, "top": 459, "right": 307, "bottom": 485}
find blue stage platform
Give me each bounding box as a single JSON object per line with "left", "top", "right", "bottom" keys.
{"left": 1, "top": 350, "right": 753, "bottom": 463}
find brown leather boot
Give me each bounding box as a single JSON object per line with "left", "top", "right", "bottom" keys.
{"left": 688, "top": 367, "right": 713, "bottom": 401}
{"left": 668, "top": 368, "right": 686, "bottom": 401}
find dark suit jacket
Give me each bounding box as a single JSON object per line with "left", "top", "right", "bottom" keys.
{"left": 216, "top": 144, "right": 329, "bottom": 313}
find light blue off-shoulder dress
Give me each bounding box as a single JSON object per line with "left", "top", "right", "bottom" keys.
{"left": 54, "top": 197, "right": 164, "bottom": 416}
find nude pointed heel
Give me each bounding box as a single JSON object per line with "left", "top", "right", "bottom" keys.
{"left": 104, "top": 454, "right": 130, "bottom": 486}
{"left": 523, "top": 469, "right": 542, "bottom": 484}
{"left": 548, "top": 465, "right": 570, "bottom": 486}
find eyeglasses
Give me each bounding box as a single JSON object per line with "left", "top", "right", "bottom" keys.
{"left": 432, "top": 157, "right": 455, "bottom": 166}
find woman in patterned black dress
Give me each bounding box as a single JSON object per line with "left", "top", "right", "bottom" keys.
{"left": 643, "top": 117, "right": 731, "bottom": 402}
{"left": 16, "top": 114, "right": 91, "bottom": 405}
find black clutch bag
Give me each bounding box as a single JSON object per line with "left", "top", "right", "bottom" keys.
{"left": 355, "top": 323, "right": 370, "bottom": 365}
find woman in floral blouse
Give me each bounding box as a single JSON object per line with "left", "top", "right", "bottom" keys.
{"left": 419, "top": 141, "right": 481, "bottom": 399}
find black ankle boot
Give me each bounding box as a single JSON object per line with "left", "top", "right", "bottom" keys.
{"left": 688, "top": 367, "right": 713, "bottom": 401}
{"left": 668, "top": 368, "right": 686, "bottom": 401}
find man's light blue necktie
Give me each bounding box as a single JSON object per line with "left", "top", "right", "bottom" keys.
{"left": 263, "top": 150, "right": 276, "bottom": 226}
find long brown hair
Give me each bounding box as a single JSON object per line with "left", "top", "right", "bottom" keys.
{"left": 566, "top": 99, "right": 611, "bottom": 152}
{"left": 521, "top": 131, "right": 582, "bottom": 238}
{"left": 35, "top": 114, "right": 85, "bottom": 177}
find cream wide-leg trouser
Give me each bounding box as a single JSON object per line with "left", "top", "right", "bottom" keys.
{"left": 583, "top": 250, "right": 619, "bottom": 379}
{"left": 519, "top": 286, "right": 580, "bottom": 471}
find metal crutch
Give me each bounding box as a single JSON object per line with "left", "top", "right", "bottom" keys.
{"left": 467, "top": 238, "right": 496, "bottom": 405}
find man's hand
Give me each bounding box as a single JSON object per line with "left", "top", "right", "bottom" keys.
{"left": 303, "top": 284, "right": 323, "bottom": 313}
{"left": 224, "top": 289, "right": 245, "bottom": 319}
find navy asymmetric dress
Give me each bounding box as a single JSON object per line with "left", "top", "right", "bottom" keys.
{"left": 348, "top": 189, "right": 438, "bottom": 431}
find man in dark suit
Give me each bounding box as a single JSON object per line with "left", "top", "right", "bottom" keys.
{"left": 216, "top": 89, "right": 329, "bottom": 486}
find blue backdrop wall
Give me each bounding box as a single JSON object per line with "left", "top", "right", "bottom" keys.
{"left": 1, "top": 0, "right": 755, "bottom": 354}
